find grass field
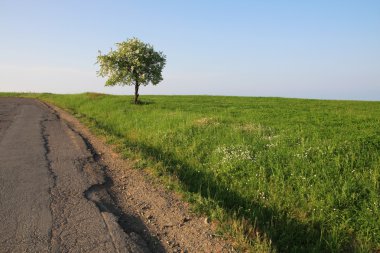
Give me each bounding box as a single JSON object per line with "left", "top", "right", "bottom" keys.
{"left": 3, "top": 93, "right": 380, "bottom": 252}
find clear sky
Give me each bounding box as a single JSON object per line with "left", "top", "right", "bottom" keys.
{"left": 0, "top": 0, "right": 379, "bottom": 100}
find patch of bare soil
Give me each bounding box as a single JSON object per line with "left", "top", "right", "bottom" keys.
{"left": 42, "top": 101, "right": 236, "bottom": 253}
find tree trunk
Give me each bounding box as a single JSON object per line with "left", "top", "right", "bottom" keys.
{"left": 134, "top": 82, "right": 140, "bottom": 104}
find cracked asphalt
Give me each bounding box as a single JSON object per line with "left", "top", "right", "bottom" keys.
{"left": 0, "top": 98, "right": 148, "bottom": 253}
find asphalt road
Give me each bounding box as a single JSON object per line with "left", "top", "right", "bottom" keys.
{"left": 0, "top": 98, "right": 148, "bottom": 253}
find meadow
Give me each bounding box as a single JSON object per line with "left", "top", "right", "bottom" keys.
{"left": 3, "top": 93, "right": 380, "bottom": 252}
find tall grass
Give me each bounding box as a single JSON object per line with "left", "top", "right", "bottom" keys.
{"left": 6, "top": 93, "right": 380, "bottom": 252}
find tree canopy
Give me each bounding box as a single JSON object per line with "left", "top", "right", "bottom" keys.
{"left": 97, "top": 38, "right": 166, "bottom": 103}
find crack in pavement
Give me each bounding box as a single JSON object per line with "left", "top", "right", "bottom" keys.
{"left": 40, "top": 116, "right": 58, "bottom": 253}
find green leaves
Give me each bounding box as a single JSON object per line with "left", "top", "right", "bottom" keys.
{"left": 96, "top": 38, "right": 166, "bottom": 87}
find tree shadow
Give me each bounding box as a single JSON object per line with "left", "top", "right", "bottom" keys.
{"left": 119, "top": 138, "right": 356, "bottom": 253}
{"left": 133, "top": 100, "right": 155, "bottom": 105}
{"left": 83, "top": 116, "right": 356, "bottom": 252}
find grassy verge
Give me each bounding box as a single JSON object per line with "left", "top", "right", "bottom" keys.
{"left": 2, "top": 92, "right": 380, "bottom": 252}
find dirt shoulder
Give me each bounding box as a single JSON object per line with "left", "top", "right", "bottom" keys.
{"left": 42, "top": 101, "right": 236, "bottom": 253}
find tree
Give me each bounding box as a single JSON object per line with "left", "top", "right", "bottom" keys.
{"left": 97, "top": 38, "right": 166, "bottom": 104}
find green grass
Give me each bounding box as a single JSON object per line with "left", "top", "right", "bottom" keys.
{"left": 3, "top": 92, "right": 380, "bottom": 252}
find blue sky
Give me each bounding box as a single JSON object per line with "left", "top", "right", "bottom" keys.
{"left": 0, "top": 0, "right": 379, "bottom": 100}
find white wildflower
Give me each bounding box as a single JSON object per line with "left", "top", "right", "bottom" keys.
{"left": 216, "top": 145, "right": 253, "bottom": 164}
